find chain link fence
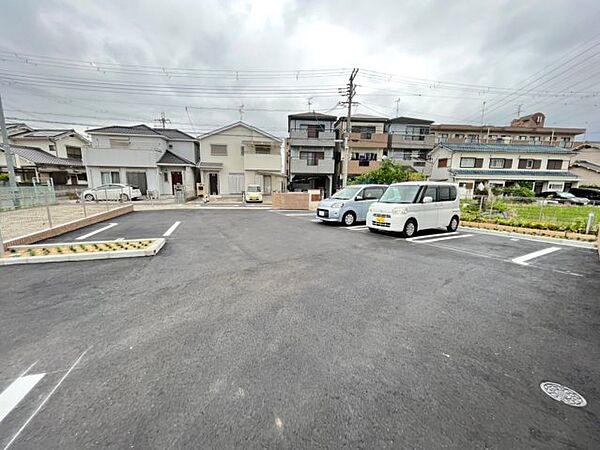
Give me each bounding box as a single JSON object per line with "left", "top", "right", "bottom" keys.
{"left": 0, "top": 185, "right": 131, "bottom": 244}
{"left": 461, "top": 195, "right": 599, "bottom": 235}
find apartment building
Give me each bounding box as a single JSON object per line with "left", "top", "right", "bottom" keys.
{"left": 428, "top": 142, "right": 579, "bottom": 196}
{"left": 431, "top": 112, "right": 585, "bottom": 149}
{"left": 198, "top": 122, "right": 284, "bottom": 196}
{"left": 334, "top": 114, "right": 388, "bottom": 181}
{"left": 84, "top": 125, "right": 198, "bottom": 196}
{"left": 287, "top": 112, "right": 337, "bottom": 196}
{"left": 385, "top": 116, "right": 435, "bottom": 171}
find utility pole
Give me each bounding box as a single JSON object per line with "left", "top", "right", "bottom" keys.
{"left": 154, "top": 112, "right": 171, "bottom": 129}
{"left": 0, "top": 92, "right": 17, "bottom": 188}
{"left": 516, "top": 104, "right": 523, "bottom": 118}
{"left": 395, "top": 98, "right": 401, "bottom": 117}
{"left": 341, "top": 68, "right": 358, "bottom": 188}
{"left": 238, "top": 104, "right": 245, "bottom": 121}
{"left": 480, "top": 101, "right": 486, "bottom": 126}
{"left": 307, "top": 97, "right": 313, "bottom": 111}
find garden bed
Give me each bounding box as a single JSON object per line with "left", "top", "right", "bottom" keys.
{"left": 461, "top": 221, "right": 598, "bottom": 242}
{"left": 0, "top": 238, "right": 165, "bottom": 265}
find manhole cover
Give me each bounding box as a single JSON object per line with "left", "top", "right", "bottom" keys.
{"left": 540, "top": 381, "right": 587, "bottom": 407}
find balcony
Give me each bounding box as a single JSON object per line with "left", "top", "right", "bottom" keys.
{"left": 348, "top": 160, "right": 380, "bottom": 175}
{"left": 288, "top": 130, "right": 336, "bottom": 147}
{"left": 82, "top": 148, "right": 157, "bottom": 167}
{"left": 434, "top": 136, "right": 573, "bottom": 148}
{"left": 243, "top": 153, "right": 282, "bottom": 172}
{"left": 390, "top": 133, "right": 436, "bottom": 149}
{"left": 290, "top": 158, "right": 335, "bottom": 174}
{"left": 348, "top": 132, "right": 387, "bottom": 148}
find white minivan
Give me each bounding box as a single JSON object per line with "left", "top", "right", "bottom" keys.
{"left": 366, "top": 182, "right": 460, "bottom": 237}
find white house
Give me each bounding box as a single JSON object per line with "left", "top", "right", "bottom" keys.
{"left": 198, "top": 122, "right": 284, "bottom": 196}
{"left": 427, "top": 143, "right": 580, "bottom": 196}
{"left": 83, "top": 125, "right": 199, "bottom": 197}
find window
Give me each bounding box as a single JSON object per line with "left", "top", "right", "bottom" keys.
{"left": 255, "top": 145, "right": 271, "bottom": 154}
{"left": 438, "top": 185, "right": 457, "bottom": 201}
{"left": 402, "top": 151, "right": 413, "bottom": 160}
{"left": 210, "top": 144, "right": 227, "bottom": 156}
{"left": 66, "top": 146, "right": 82, "bottom": 160}
{"left": 361, "top": 187, "right": 385, "bottom": 200}
{"left": 438, "top": 158, "right": 448, "bottom": 168}
{"left": 423, "top": 186, "right": 437, "bottom": 201}
{"left": 49, "top": 144, "right": 56, "bottom": 153}
{"left": 439, "top": 133, "right": 449, "bottom": 143}
{"left": 101, "top": 171, "right": 120, "bottom": 184}
{"left": 489, "top": 158, "right": 505, "bottom": 169}
{"left": 77, "top": 173, "right": 87, "bottom": 181}
{"left": 299, "top": 151, "right": 324, "bottom": 166}
{"left": 518, "top": 159, "right": 540, "bottom": 169}
{"left": 547, "top": 159, "right": 563, "bottom": 170}
{"left": 163, "top": 172, "right": 168, "bottom": 182}
{"left": 526, "top": 159, "right": 534, "bottom": 169}
{"left": 548, "top": 182, "right": 564, "bottom": 191}
{"left": 560, "top": 137, "right": 572, "bottom": 148}
{"left": 518, "top": 135, "right": 528, "bottom": 141}
{"left": 460, "top": 157, "right": 476, "bottom": 168}
{"left": 454, "top": 133, "right": 465, "bottom": 139}
{"left": 300, "top": 124, "right": 324, "bottom": 138}
{"left": 241, "top": 146, "right": 244, "bottom": 155}
{"left": 466, "top": 134, "right": 479, "bottom": 143}
{"left": 531, "top": 136, "right": 541, "bottom": 144}
{"left": 109, "top": 138, "right": 129, "bottom": 148}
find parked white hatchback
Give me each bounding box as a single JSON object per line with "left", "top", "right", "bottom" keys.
{"left": 82, "top": 183, "right": 142, "bottom": 202}
{"left": 367, "top": 182, "right": 460, "bottom": 237}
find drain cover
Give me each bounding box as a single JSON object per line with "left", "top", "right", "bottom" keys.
{"left": 540, "top": 381, "right": 587, "bottom": 407}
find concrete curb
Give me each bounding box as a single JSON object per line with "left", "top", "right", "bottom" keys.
{"left": 0, "top": 238, "right": 165, "bottom": 266}
{"left": 460, "top": 226, "right": 597, "bottom": 249}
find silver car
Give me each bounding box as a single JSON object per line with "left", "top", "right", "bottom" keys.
{"left": 82, "top": 183, "right": 142, "bottom": 202}
{"left": 316, "top": 184, "right": 387, "bottom": 226}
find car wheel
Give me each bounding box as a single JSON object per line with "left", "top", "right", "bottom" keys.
{"left": 84, "top": 194, "right": 94, "bottom": 202}
{"left": 402, "top": 219, "right": 417, "bottom": 238}
{"left": 447, "top": 215, "right": 459, "bottom": 232}
{"left": 120, "top": 194, "right": 129, "bottom": 201}
{"left": 342, "top": 211, "right": 356, "bottom": 226}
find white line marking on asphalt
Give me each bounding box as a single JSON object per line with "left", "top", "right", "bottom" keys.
{"left": 409, "top": 234, "right": 472, "bottom": 243}
{"left": 0, "top": 373, "right": 45, "bottom": 423}
{"left": 163, "top": 221, "right": 181, "bottom": 237}
{"left": 347, "top": 225, "right": 369, "bottom": 231}
{"left": 311, "top": 219, "right": 321, "bottom": 223}
{"left": 75, "top": 223, "right": 118, "bottom": 240}
{"left": 283, "top": 213, "right": 314, "bottom": 216}
{"left": 405, "top": 232, "right": 460, "bottom": 241}
{"left": 511, "top": 247, "right": 561, "bottom": 266}
{"left": 3, "top": 347, "right": 91, "bottom": 450}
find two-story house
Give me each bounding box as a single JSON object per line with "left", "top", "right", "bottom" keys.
{"left": 287, "top": 112, "right": 337, "bottom": 196}
{"left": 198, "top": 122, "right": 283, "bottom": 196}
{"left": 570, "top": 142, "right": 600, "bottom": 186}
{"left": 335, "top": 114, "right": 388, "bottom": 182}
{"left": 428, "top": 143, "right": 579, "bottom": 196}
{"left": 385, "top": 116, "right": 435, "bottom": 172}
{"left": 431, "top": 112, "right": 585, "bottom": 148}
{"left": 83, "top": 125, "right": 198, "bottom": 196}
{"left": 2, "top": 125, "right": 89, "bottom": 187}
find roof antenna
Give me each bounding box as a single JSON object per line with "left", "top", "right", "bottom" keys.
{"left": 307, "top": 97, "right": 313, "bottom": 112}
{"left": 238, "top": 104, "right": 245, "bottom": 121}
{"left": 154, "top": 112, "right": 171, "bottom": 129}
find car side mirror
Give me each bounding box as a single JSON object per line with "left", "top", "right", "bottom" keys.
{"left": 422, "top": 196, "right": 433, "bottom": 203}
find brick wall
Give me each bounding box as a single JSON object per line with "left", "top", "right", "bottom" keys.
{"left": 272, "top": 192, "right": 310, "bottom": 210}
{"left": 5, "top": 205, "right": 133, "bottom": 246}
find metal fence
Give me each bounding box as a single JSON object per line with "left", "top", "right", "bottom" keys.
{"left": 0, "top": 185, "right": 131, "bottom": 245}
{"left": 461, "top": 195, "right": 599, "bottom": 234}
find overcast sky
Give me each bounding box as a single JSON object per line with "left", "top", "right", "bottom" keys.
{"left": 1, "top": 0, "right": 600, "bottom": 139}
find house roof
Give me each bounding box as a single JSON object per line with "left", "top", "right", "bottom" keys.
{"left": 288, "top": 111, "right": 337, "bottom": 120}
{"left": 388, "top": 116, "right": 434, "bottom": 125}
{"left": 572, "top": 160, "right": 600, "bottom": 173}
{"left": 431, "top": 123, "right": 585, "bottom": 135}
{"left": 449, "top": 169, "right": 578, "bottom": 178}
{"left": 1, "top": 144, "right": 84, "bottom": 167}
{"left": 156, "top": 150, "right": 195, "bottom": 166}
{"left": 198, "top": 121, "right": 282, "bottom": 142}
{"left": 154, "top": 128, "right": 197, "bottom": 141}
{"left": 437, "top": 143, "right": 573, "bottom": 154}
{"left": 336, "top": 114, "right": 388, "bottom": 123}
{"left": 86, "top": 124, "right": 165, "bottom": 137}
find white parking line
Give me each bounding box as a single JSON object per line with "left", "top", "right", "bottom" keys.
{"left": 0, "top": 373, "right": 45, "bottom": 423}
{"left": 283, "top": 213, "right": 314, "bottom": 217}
{"left": 310, "top": 219, "right": 322, "bottom": 223}
{"left": 346, "top": 225, "right": 369, "bottom": 231}
{"left": 163, "top": 221, "right": 181, "bottom": 237}
{"left": 404, "top": 232, "right": 460, "bottom": 241}
{"left": 115, "top": 238, "right": 125, "bottom": 242}
{"left": 410, "top": 234, "right": 473, "bottom": 243}
{"left": 511, "top": 247, "right": 561, "bottom": 266}
{"left": 3, "top": 347, "right": 91, "bottom": 450}
{"left": 75, "top": 223, "right": 118, "bottom": 240}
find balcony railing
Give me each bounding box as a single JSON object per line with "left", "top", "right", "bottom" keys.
{"left": 434, "top": 136, "right": 573, "bottom": 148}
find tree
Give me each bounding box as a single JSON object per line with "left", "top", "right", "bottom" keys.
{"left": 349, "top": 158, "right": 425, "bottom": 185}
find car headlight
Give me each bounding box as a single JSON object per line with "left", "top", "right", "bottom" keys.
{"left": 392, "top": 207, "right": 408, "bottom": 215}
{"left": 330, "top": 202, "right": 344, "bottom": 208}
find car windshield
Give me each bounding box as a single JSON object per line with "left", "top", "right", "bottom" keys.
{"left": 247, "top": 186, "right": 261, "bottom": 192}
{"left": 559, "top": 192, "right": 575, "bottom": 198}
{"left": 379, "top": 185, "right": 421, "bottom": 203}
{"left": 330, "top": 187, "right": 361, "bottom": 200}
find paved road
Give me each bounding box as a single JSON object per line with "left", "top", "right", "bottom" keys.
{"left": 1, "top": 210, "right": 599, "bottom": 449}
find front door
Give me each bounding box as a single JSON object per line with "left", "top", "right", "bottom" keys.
{"left": 209, "top": 173, "right": 219, "bottom": 195}
{"left": 171, "top": 171, "right": 183, "bottom": 194}
{"left": 263, "top": 175, "right": 272, "bottom": 195}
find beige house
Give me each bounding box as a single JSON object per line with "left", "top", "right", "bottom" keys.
{"left": 198, "top": 122, "right": 284, "bottom": 196}
{"left": 571, "top": 142, "right": 600, "bottom": 186}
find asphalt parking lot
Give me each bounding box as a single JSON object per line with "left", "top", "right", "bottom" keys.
{"left": 1, "top": 209, "right": 599, "bottom": 449}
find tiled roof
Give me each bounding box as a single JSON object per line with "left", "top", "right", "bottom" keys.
{"left": 157, "top": 150, "right": 194, "bottom": 166}
{"left": 438, "top": 143, "right": 573, "bottom": 154}
{"left": 12, "top": 129, "right": 73, "bottom": 139}
{"left": 1, "top": 145, "right": 83, "bottom": 167}
{"left": 86, "top": 124, "right": 163, "bottom": 136}
{"left": 199, "top": 121, "right": 282, "bottom": 142}
{"left": 288, "top": 112, "right": 337, "bottom": 120}
{"left": 450, "top": 169, "right": 578, "bottom": 178}
{"left": 388, "top": 116, "right": 434, "bottom": 125}
{"left": 198, "top": 161, "right": 223, "bottom": 169}
{"left": 154, "top": 128, "right": 197, "bottom": 140}
{"left": 431, "top": 124, "right": 585, "bottom": 134}
{"left": 572, "top": 160, "right": 600, "bottom": 173}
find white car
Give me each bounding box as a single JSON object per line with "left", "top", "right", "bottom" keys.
{"left": 367, "top": 182, "right": 460, "bottom": 237}
{"left": 82, "top": 184, "right": 142, "bottom": 202}
{"left": 244, "top": 185, "right": 263, "bottom": 203}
